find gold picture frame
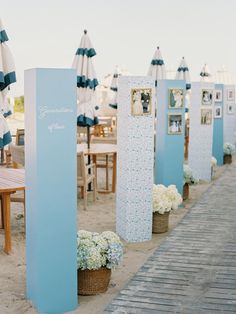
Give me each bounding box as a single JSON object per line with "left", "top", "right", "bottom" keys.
{"left": 167, "top": 113, "right": 183, "bottom": 135}
{"left": 201, "top": 108, "right": 212, "bottom": 125}
{"left": 168, "top": 88, "right": 184, "bottom": 109}
{"left": 201, "top": 89, "right": 213, "bottom": 106}
{"left": 131, "top": 88, "right": 152, "bottom": 116}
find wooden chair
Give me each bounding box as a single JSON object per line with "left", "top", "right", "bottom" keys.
{"left": 77, "top": 151, "right": 97, "bottom": 210}
{"left": 77, "top": 126, "right": 88, "bottom": 144}
{"left": 90, "top": 137, "right": 116, "bottom": 191}
{"left": 99, "top": 117, "right": 113, "bottom": 136}
{"left": 9, "top": 143, "right": 25, "bottom": 226}
{"left": 4, "top": 128, "right": 25, "bottom": 167}
{"left": 15, "top": 128, "right": 25, "bottom": 146}
{"left": 9, "top": 143, "right": 25, "bottom": 168}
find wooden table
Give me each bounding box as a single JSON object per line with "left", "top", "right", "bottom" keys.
{"left": 0, "top": 168, "right": 25, "bottom": 254}
{"left": 77, "top": 144, "right": 117, "bottom": 193}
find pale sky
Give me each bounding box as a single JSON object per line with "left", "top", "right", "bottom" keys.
{"left": 2, "top": 0, "right": 236, "bottom": 96}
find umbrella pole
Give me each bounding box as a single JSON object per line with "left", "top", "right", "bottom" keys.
{"left": 0, "top": 148, "right": 4, "bottom": 164}
{"left": 87, "top": 126, "right": 92, "bottom": 191}
{"left": 87, "top": 125, "right": 90, "bottom": 149}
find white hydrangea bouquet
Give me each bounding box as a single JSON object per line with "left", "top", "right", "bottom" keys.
{"left": 211, "top": 156, "right": 217, "bottom": 167}
{"left": 211, "top": 157, "right": 217, "bottom": 179}
{"left": 153, "top": 184, "right": 182, "bottom": 215}
{"left": 77, "top": 230, "right": 123, "bottom": 270}
{"left": 183, "top": 165, "right": 199, "bottom": 185}
{"left": 224, "top": 142, "right": 235, "bottom": 155}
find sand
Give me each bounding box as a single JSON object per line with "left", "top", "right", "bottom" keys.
{"left": 0, "top": 163, "right": 227, "bottom": 314}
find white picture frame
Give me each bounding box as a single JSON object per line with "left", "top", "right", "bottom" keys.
{"left": 214, "top": 106, "right": 222, "bottom": 118}
{"left": 227, "top": 89, "right": 235, "bottom": 101}
{"left": 201, "top": 89, "right": 213, "bottom": 106}
{"left": 227, "top": 103, "right": 234, "bottom": 114}
{"left": 168, "top": 113, "right": 183, "bottom": 135}
{"left": 215, "top": 90, "right": 222, "bottom": 102}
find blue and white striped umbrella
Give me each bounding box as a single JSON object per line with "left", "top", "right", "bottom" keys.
{"left": 147, "top": 46, "right": 166, "bottom": 86}
{"left": 176, "top": 57, "right": 191, "bottom": 90}
{"left": 200, "top": 64, "right": 211, "bottom": 82}
{"left": 72, "top": 30, "right": 99, "bottom": 126}
{"left": 109, "top": 67, "right": 120, "bottom": 109}
{"left": 0, "top": 18, "right": 16, "bottom": 117}
{"left": 0, "top": 113, "right": 11, "bottom": 148}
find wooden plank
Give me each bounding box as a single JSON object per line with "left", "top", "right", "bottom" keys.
{"left": 106, "top": 299, "right": 179, "bottom": 312}
{"left": 104, "top": 305, "right": 173, "bottom": 313}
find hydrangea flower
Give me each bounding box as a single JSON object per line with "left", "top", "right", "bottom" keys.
{"left": 183, "top": 165, "right": 199, "bottom": 185}
{"left": 224, "top": 142, "right": 235, "bottom": 155}
{"left": 211, "top": 156, "right": 217, "bottom": 167}
{"left": 153, "top": 184, "right": 182, "bottom": 214}
{"left": 106, "top": 243, "right": 124, "bottom": 269}
{"left": 77, "top": 230, "right": 123, "bottom": 270}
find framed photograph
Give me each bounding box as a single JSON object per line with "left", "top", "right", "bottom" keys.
{"left": 202, "top": 89, "right": 213, "bottom": 106}
{"left": 214, "top": 106, "right": 222, "bottom": 118}
{"left": 168, "top": 113, "right": 183, "bottom": 135}
{"left": 227, "top": 89, "right": 235, "bottom": 101}
{"left": 215, "top": 90, "right": 222, "bottom": 102}
{"left": 227, "top": 103, "right": 234, "bottom": 114}
{"left": 201, "top": 109, "right": 212, "bottom": 125}
{"left": 131, "top": 88, "right": 152, "bottom": 116}
{"left": 168, "top": 88, "right": 184, "bottom": 108}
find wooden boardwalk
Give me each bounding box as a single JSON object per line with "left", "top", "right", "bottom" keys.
{"left": 104, "top": 164, "right": 236, "bottom": 314}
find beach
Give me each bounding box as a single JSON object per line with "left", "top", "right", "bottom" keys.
{"left": 0, "top": 163, "right": 226, "bottom": 314}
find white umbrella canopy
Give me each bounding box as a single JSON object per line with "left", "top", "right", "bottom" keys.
{"left": 147, "top": 46, "right": 166, "bottom": 86}
{"left": 176, "top": 57, "right": 191, "bottom": 90}
{"left": 215, "top": 65, "right": 235, "bottom": 84}
{"left": 72, "top": 30, "right": 99, "bottom": 127}
{"left": 0, "top": 113, "right": 11, "bottom": 148}
{"left": 0, "top": 18, "right": 16, "bottom": 117}
{"left": 109, "top": 66, "right": 120, "bottom": 109}
{"left": 200, "top": 64, "right": 211, "bottom": 82}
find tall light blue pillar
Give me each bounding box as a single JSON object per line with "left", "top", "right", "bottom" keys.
{"left": 223, "top": 84, "right": 236, "bottom": 147}
{"left": 155, "top": 80, "right": 185, "bottom": 195}
{"left": 213, "top": 84, "right": 224, "bottom": 165}
{"left": 24, "top": 68, "right": 77, "bottom": 314}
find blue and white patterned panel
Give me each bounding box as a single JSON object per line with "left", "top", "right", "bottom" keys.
{"left": 116, "top": 76, "right": 155, "bottom": 242}
{"left": 223, "top": 84, "right": 236, "bottom": 147}
{"left": 189, "top": 82, "right": 214, "bottom": 182}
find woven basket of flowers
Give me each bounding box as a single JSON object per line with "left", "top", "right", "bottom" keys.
{"left": 77, "top": 230, "right": 123, "bottom": 295}
{"left": 183, "top": 165, "right": 199, "bottom": 200}
{"left": 152, "top": 211, "right": 170, "bottom": 233}
{"left": 223, "top": 142, "right": 235, "bottom": 164}
{"left": 78, "top": 268, "right": 111, "bottom": 295}
{"left": 152, "top": 184, "right": 182, "bottom": 234}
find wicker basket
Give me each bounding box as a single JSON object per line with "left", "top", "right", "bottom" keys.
{"left": 78, "top": 267, "right": 111, "bottom": 295}
{"left": 183, "top": 183, "right": 189, "bottom": 200}
{"left": 152, "top": 211, "right": 170, "bottom": 234}
{"left": 224, "top": 154, "right": 232, "bottom": 164}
